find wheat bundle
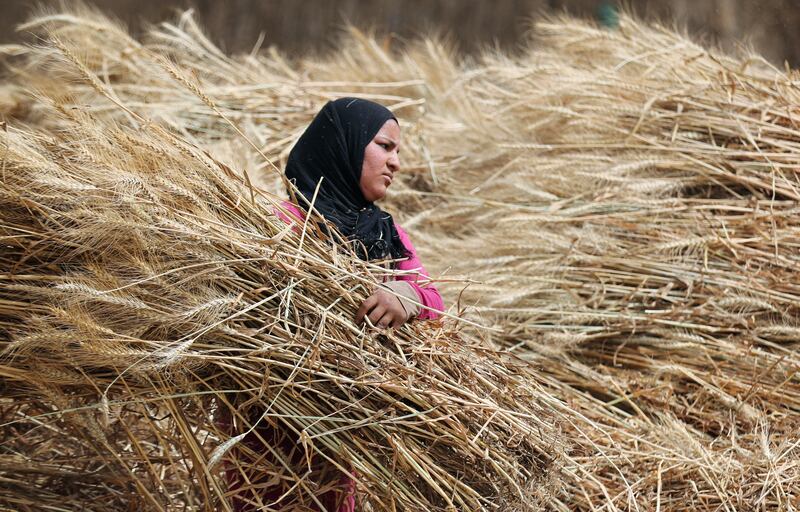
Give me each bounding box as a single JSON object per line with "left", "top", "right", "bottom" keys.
{"left": 398, "top": 16, "right": 800, "bottom": 510}
{"left": 418, "top": 199, "right": 800, "bottom": 509}
{"left": 7, "top": 9, "right": 307, "bottom": 141}
{"left": 0, "top": 93, "right": 565, "bottom": 511}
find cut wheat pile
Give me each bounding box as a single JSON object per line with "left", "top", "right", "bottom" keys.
{"left": 0, "top": 98, "right": 564, "bottom": 510}
{"left": 2, "top": 6, "right": 800, "bottom": 511}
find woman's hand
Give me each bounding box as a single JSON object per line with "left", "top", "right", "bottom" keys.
{"left": 355, "top": 289, "right": 408, "bottom": 329}
{"left": 355, "top": 281, "right": 422, "bottom": 329}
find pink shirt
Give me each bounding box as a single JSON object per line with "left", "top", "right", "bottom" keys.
{"left": 277, "top": 201, "right": 443, "bottom": 320}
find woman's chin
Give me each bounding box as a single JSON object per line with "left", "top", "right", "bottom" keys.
{"left": 364, "top": 186, "right": 388, "bottom": 203}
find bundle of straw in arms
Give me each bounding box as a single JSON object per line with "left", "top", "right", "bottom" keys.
{"left": 3, "top": 6, "right": 800, "bottom": 511}
{"left": 0, "top": 100, "right": 564, "bottom": 509}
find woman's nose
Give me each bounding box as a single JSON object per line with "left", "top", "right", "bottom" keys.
{"left": 387, "top": 152, "right": 400, "bottom": 172}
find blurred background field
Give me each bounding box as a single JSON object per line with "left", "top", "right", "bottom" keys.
{"left": 3, "top": 0, "right": 800, "bottom": 65}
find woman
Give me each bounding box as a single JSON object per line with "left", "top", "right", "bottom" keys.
{"left": 283, "top": 97, "right": 443, "bottom": 326}
{"left": 230, "top": 98, "right": 443, "bottom": 511}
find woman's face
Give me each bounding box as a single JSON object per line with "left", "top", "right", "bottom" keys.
{"left": 360, "top": 119, "right": 401, "bottom": 202}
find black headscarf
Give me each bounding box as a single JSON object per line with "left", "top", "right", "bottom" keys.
{"left": 285, "top": 97, "right": 408, "bottom": 261}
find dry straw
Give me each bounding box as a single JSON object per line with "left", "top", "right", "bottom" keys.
{"left": 404, "top": 14, "right": 800, "bottom": 511}
{"left": 0, "top": 14, "right": 562, "bottom": 510}
{"left": 3, "top": 5, "right": 800, "bottom": 511}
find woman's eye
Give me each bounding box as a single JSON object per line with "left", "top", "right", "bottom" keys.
{"left": 378, "top": 143, "right": 389, "bottom": 150}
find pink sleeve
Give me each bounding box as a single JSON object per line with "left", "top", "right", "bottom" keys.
{"left": 394, "top": 224, "right": 444, "bottom": 320}
{"left": 275, "top": 205, "right": 444, "bottom": 320}
{"left": 276, "top": 201, "right": 306, "bottom": 226}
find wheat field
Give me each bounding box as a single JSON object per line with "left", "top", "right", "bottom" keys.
{"left": 1, "top": 6, "right": 799, "bottom": 511}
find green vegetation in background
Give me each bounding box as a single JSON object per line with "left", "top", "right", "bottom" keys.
{"left": 597, "top": 1, "right": 620, "bottom": 28}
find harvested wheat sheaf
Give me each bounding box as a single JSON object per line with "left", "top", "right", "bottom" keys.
{"left": 0, "top": 104, "right": 563, "bottom": 510}
{"left": 2, "top": 6, "right": 800, "bottom": 512}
